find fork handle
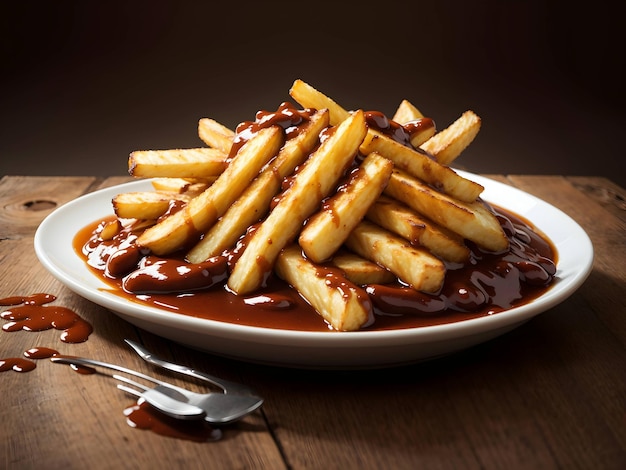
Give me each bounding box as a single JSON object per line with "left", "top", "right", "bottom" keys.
{"left": 124, "top": 339, "right": 257, "bottom": 396}
{"left": 51, "top": 355, "right": 167, "bottom": 387}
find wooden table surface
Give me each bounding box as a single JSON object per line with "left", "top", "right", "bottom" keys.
{"left": 1, "top": 174, "right": 625, "bottom": 470}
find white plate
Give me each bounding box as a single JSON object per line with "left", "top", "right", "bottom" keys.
{"left": 34, "top": 173, "right": 593, "bottom": 369}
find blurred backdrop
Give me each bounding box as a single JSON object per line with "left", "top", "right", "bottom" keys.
{"left": 2, "top": 1, "right": 624, "bottom": 187}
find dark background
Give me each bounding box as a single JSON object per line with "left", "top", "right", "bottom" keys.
{"left": 2, "top": 1, "right": 624, "bottom": 187}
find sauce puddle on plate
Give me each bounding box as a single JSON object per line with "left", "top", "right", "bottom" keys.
{"left": 75, "top": 205, "right": 557, "bottom": 332}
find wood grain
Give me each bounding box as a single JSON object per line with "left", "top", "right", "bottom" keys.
{"left": 1, "top": 175, "right": 624, "bottom": 470}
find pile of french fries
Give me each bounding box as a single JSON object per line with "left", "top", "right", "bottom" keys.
{"left": 112, "top": 79, "right": 509, "bottom": 331}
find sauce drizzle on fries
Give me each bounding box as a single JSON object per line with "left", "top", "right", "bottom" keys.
{"left": 77, "top": 80, "right": 557, "bottom": 332}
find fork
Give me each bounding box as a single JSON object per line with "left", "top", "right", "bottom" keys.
{"left": 124, "top": 339, "right": 259, "bottom": 396}
{"left": 50, "top": 355, "right": 263, "bottom": 424}
{"left": 113, "top": 374, "right": 206, "bottom": 420}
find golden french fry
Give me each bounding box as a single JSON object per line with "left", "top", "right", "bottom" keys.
{"left": 112, "top": 191, "right": 192, "bottom": 220}
{"left": 275, "top": 245, "right": 373, "bottom": 331}
{"left": 227, "top": 110, "right": 367, "bottom": 295}
{"left": 344, "top": 220, "right": 446, "bottom": 293}
{"left": 420, "top": 110, "right": 481, "bottom": 166}
{"left": 137, "top": 126, "right": 283, "bottom": 255}
{"left": 330, "top": 252, "right": 396, "bottom": 285}
{"left": 128, "top": 148, "right": 228, "bottom": 179}
{"left": 187, "top": 110, "right": 330, "bottom": 263}
{"left": 406, "top": 120, "right": 436, "bottom": 148}
{"left": 359, "top": 130, "right": 483, "bottom": 202}
{"left": 384, "top": 169, "right": 509, "bottom": 252}
{"left": 392, "top": 99, "right": 425, "bottom": 123}
{"left": 391, "top": 100, "right": 436, "bottom": 147}
{"left": 365, "top": 195, "right": 425, "bottom": 245}
{"left": 150, "top": 177, "right": 213, "bottom": 194}
{"left": 366, "top": 196, "right": 470, "bottom": 263}
{"left": 100, "top": 219, "right": 122, "bottom": 240}
{"left": 299, "top": 152, "right": 393, "bottom": 263}
{"left": 197, "top": 118, "right": 235, "bottom": 155}
{"left": 289, "top": 79, "right": 351, "bottom": 125}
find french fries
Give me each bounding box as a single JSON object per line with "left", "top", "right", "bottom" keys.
{"left": 112, "top": 191, "right": 192, "bottom": 220}
{"left": 359, "top": 130, "right": 482, "bottom": 202}
{"left": 150, "top": 177, "right": 212, "bottom": 194}
{"left": 391, "top": 100, "right": 436, "bottom": 147}
{"left": 392, "top": 99, "right": 424, "bottom": 123}
{"left": 275, "top": 245, "right": 372, "bottom": 331}
{"left": 187, "top": 109, "right": 330, "bottom": 263}
{"left": 137, "top": 126, "right": 283, "bottom": 255}
{"left": 330, "top": 252, "right": 396, "bottom": 285}
{"left": 365, "top": 196, "right": 470, "bottom": 263}
{"left": 108, "top": 79, "right": 513, "bottom": 331}
{"left": 298, "top": 152, "right": 393, "bottom": 263}
{"left": 420, "top": 110, "right": 481, "bottom": 166}
{"left": 129, "top": 148, "right": 227, "bottom": 178}
{"left": 344, "top": 220, "right": 446, "bottom": 293}
{"left": 290, "top": 79, "right": 483, "bottom": 203}
{"left": 384, "top": 169, "right": 508, "bottom": 252}
{"left": 227, "top": 110, "right": 367, "bottom": 295}
{"left": 289, "top": 79, "right": 350, "bottom": 126}
{"left": 197, "top": 118, "right": 235, "bottom": 155}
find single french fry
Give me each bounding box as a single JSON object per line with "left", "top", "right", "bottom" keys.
{"left": 366, "top": 196, "right": 470, "bottom": 263}
{"left": 406, "top": 119, "right": 437, "bottom": 148}
{"left": 344, "top": 220, "right": 446, "bottom": 293}
{"left": 384, "top": 169, "right": 509, "bottom": 252}
{"left": 392, "top": 99, "right": 425, "bottom": 123}
{"left": 197, "top": 118, "right": 235, "bottom": 155}
{"left": 187, "top": 110, "right": 330, "bottom": 263}
{"left": 137, "top": 126, "right": 283, "bottom": 255}
{"left": 359, "top": 130, "right": 483, "bottom": 202}
{"left": 420, "top": 110, "right": 481, "bottom": 166}
{"left": 275, "top": 245, "right": 373, "bottom": 331}
{"left": 227, "top": 110, "right": 367, "bottom": 295}
{"left": 289, "top": 79, "right": 351, "bottom": 125}
{"left": 392, "top": 100, "right": 437, "bottom": 147}
{"left": 299, "top": 152, "right": 393, "bottom": 263}
{"left": 100, "top": 219, "right": 122, "bottom": 241}
{"left": 112, "top": 191, "right": 192, "bottom": 220}
{"left": 365, "top": 196, "right": 425, "bottom": 245}
{"left": 128, "top": 148, "right": 227, "bottom": 179}
{"left": 330, "top": 252, "right": 396, "bottom": 285}
{"left": 150, "top": 177, "right": 213, "bottom": 194}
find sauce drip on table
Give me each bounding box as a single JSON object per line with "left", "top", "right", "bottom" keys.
{"left": 0, "top": 297, "right": 224, "bottom": 440}
{"left": 124, "top": 402, "right": 223, "bottom": 442}
{"left": 0, "top": 293, "right": 93, "bottom": 342}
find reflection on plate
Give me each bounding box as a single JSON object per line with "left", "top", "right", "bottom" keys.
{"left": 34, "top": 172, "right": 593, "bottom": 369}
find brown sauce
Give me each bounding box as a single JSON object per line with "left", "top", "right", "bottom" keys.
{"left": 123, "top": 402, "right": 222, "bottom": 442}
{"left": 23, "top": 346, "right": 60, "bottom": 359}
{"left": 0, "top": 357, "right": 37, "bottom": 373}
{"left": 69, "top": 103, "right": 557, "bottom": 331}
{"left": 229, "top": 102, "right": 315, "bottom": 158}
{"left": 0, "top": 294, "right": 224, "bottom": 440}
{"left": 73, "top": 203, "right": 557, "bottom": 332}
{"left": 0, "top": 346, "right": 60, "bottom": 373}
{"left": 364, "top": 110, "right": 435, "bottom": 151}
{"left": 0, "top": 293, "right": 93, "bottom": 342}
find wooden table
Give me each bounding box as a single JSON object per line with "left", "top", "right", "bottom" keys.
{"left": 1, "top": 175, "right": 625, "bottom": 470}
